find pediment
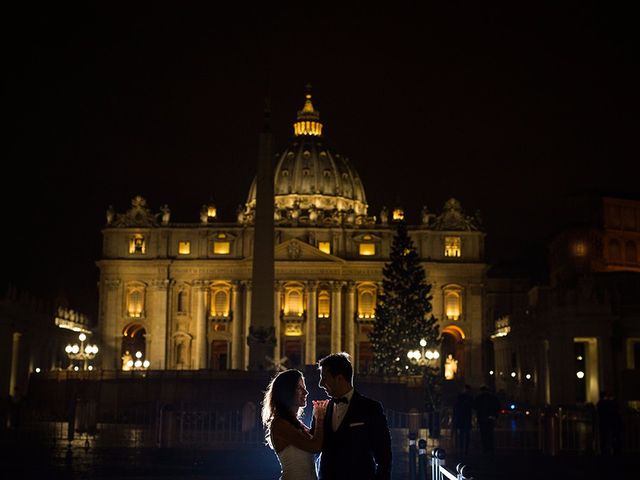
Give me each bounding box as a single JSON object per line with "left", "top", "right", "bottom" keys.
{"left": 274, "top": 238, "right": 345, "bottom": 263}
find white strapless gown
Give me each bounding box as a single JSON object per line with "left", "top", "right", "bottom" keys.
{"left": 275, "top": 445, "right": 317, "bottom": 480}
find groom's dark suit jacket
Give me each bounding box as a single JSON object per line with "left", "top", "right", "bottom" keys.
{"left": 315, "top": 390, "right": 392, "bottom": 480}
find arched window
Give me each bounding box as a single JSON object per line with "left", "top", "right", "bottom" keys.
{"left": 609, "top": 239, "right": 622, "bottom": 262}
{"left": 127, "top": 288, "right": 144, "bottom": 318}
{"left": 285, "top": 289, "right": 303, "bottom": 316}
{"left": 444, "top": 290, "right": 462, "bottom": 321}
{"left": 358, "top": 286, "right": 376, "bottom": 319}
{"left": 318, "top": 290, "right": 331, "bottom": 318}
{"left": 215, "top": 291, "right": 228, "bottom": 316}
{"left": 625, "top": 241, "right": 638, "bottom": 264}
{"left": 210, "top": 288, "right": 229, "bottom": 317}
{"left": 177, "top": 291, "right": 187, "bottom": 314}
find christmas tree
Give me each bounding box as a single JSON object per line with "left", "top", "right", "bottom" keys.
{"left": 369, "top": 221, "right": 440, "bottom": 381}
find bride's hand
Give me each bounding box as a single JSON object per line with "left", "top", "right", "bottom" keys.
{"left": 312, "top": 399, "right": 329, "bottom": 420}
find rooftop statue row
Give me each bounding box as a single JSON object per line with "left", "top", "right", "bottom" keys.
{"left": 105, "top": 195, "right": 482, "bottom": 231}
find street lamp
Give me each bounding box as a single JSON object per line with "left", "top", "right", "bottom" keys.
{"left": 124, "top": 350, "right": 150, "bottom": 370}
{"left": 65, "top": 333, "right": 99, "bottom": 370}
{"left": 407, "top": 338, "right": 440, "bottom": 366}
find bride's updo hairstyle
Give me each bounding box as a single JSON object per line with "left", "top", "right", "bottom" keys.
{"left": 261, "top": 369, "right": 305, "bottom": 447}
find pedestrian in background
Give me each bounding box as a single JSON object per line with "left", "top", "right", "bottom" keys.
{"left": 597, "top": 391, "right": 621, "bottom": 455}
{"left": 474, "top": 385, "right": 500, "bottom": 455}
{"left": 453, "top": 384, "right": 474, "bottom": 458}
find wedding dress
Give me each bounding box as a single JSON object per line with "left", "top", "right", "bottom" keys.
{"left": 275, "top": 444, "right": 317, "bottom": 480}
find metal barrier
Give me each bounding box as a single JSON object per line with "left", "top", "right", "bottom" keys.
{"left": 17, "top": 400, "right": 263, "bottom": 449}
{"left": 14, "top": 402, "right": 640, "bottom": 456}
{"left": 404, "top": 434, "right": 473, "bottom": 480}
{"left": 430, "top": 448, "right": 473, "bottom": 480}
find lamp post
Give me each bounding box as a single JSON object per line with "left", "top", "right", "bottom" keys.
{"left": 65, "top": 333, "right": 99, "bottom": 371}
{"left": 408, "top": 338, "right": 441, "bottom": 438}
{"left": 407, "top": 338, "right": 440, "bottom": 367}
{"left": 124, "top": 350, "right": 150, "bottom": 371}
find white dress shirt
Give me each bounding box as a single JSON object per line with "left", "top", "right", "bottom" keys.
{"left": 331, "top": 388, "right": 354, "bottom": 432}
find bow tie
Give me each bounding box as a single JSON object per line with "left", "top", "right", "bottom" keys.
{"left": 331, "top": 396, "right": 348, "bottom": 404}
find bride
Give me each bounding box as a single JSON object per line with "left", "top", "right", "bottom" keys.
{"left": 262, "top": 369, "right": 329, "bottom": 480}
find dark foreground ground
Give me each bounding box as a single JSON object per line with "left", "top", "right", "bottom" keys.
{"left": 1, "top": 435, "right": 637, "bottom": 479}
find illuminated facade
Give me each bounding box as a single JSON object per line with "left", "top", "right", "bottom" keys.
{"left": 489, "top": 195, "right": 640, "bottom": 406}
{"left": 1, "top": 288, "right": 93, "bottom": 402}
{"left": 97, "top": 92, "right": 487, "bottom": 384}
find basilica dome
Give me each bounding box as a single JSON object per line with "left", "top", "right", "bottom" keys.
{"left": 244, "top": 91, "right": 369, "bottom": 225}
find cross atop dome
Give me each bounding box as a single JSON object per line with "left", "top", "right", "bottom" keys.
{"left": 294, "top": 84, "right": 323, "bottom": 136}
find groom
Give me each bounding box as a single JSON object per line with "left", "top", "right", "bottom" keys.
{"left": 314, "top": 352, "right": 392, "bottom": 480}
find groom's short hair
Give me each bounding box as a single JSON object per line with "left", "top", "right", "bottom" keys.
{"left": 319, "top": 352, "right": 353, "bottom": 383}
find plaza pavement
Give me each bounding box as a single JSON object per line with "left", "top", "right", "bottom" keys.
{"left": 1, "top": 434, "right": 638, "bottom": 479}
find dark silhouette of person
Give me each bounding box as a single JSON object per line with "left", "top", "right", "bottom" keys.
{"left": 453, "top": 384, "right": 474, "bottom": 457}
{"left": 474, "top": 385, "right": 500, "bottom": 455}
{"left": 597, "top": 391, "right": 621, "bottom": 455}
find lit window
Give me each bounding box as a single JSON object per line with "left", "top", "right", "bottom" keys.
{"left": 392, "top": 208, "right": 404, "bottom": 221}
{"left": 127, "top": 289, "right": 144, "bottom": 318}
{"left": 572, "top": 241, "right": 586, "bottom": 257}
{"left": 358, "top": 289, "right": 376, "bottom": 318}
{"left": 444, "top": 237, "right": 461, "bottom": 257}
{"left": 285, "top": 289, "right": 303, "bottom": 316}
{"left": 445, "top": 290, "right": 462, "bottom": 320}
{"left": 359, "top": 243, "right": 376, "bottom": 256}
{"left": 129, "top": 234, "right": 146, "bottom": 254}
{"left": 214, "top": 241, "right": 230, "bottom": 255}
{"left": 318, "top": 241, "right": 331, "bottom": 254}
{"left": 318, "top": 290, "right": 330, "bottom": 318}
{"left": 211, "top": 290, "right": 229, "bottom": 317}
{"left": 178, "top": 241, "right": 191, "bottom": 255}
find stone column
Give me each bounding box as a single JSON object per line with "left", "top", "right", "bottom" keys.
{"left": 101, "top": 279, "right": 121, "bottom": 369}
{"left": 243, "top": 281, "right": 252, "bottom": 370}
{"left": 466, "top": 284, "right": 484, "bottom": 388}
{"left": 193, "top": 281, "right": 208, "bottom": 369}
{"left": 344, "top": 281, "right": 356, "bottom": 357}
{"left": 305, "top": 281, "right": 318, "bottom": 364}
{"left": 273, "top": 282, "right": 283, "bottom": 365}
{"left": 148, "top": 279, "right": 170, "bottom": 370}
{"left": 331, "top": 282, "right": 343, "bottom": 353}
{"left": 231, "top": 282, "right": 243, "bottom": 369}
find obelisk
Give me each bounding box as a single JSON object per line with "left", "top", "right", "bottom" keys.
{"left": 247, "top": 100, "right": 276, "bottom": 370}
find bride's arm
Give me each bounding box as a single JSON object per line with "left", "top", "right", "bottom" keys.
{"left": 272, "top": 417, "right": 324, "bottom": 453}
{"left": 272, "top": 401, "right": 328, "bottom": 453}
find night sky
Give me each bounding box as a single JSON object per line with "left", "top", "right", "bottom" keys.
{"left": 3, "top": 2, "right": 637, "bottom": 319}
